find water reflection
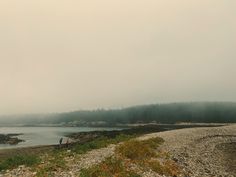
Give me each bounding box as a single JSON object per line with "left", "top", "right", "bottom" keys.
{"left": 0, "top": 127, "right": 121, "bottom": 149}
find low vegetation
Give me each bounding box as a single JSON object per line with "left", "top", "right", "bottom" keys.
{"left": 1, "top": 134, "right": 181, "bottom": 176}
{"left": 72, "top": 134, "right": 135, "bottom": 154}
{"left": 80, "top": 157, "right": 141, "bottom": 177}
{"left": 0, "top": 155, "right": 40, "bottom": 171}
{"left": 31, "top": 134, "right": 135, "bottom": 176}
{"left": 81, "top": 137, "right": 181, "bottom": 177}
{"left": 116, "top": 137, "right": 180, "bottom": 176}
{"left": 147, "top": 159, "right": 181, "bottom": 176}
{"left": 34, "top": 151, "right": 68, "bottom": 177}
{"left": 116, "top": 137, "right": 164, "bottom": 161}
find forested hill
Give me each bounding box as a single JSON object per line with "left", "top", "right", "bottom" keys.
{"left": 1, "top": 102, "right": 236, "bottom": 126}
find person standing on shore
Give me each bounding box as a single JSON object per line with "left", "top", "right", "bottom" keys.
{"left": 59, "top": 137, "right": 63, "bottom": 147}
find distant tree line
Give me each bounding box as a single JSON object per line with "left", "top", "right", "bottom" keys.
{"left": 1, "top": 102, "right": 236, "bottom": 126}
{"left": 54, "top": 102, "right": 236, "bottom": 125}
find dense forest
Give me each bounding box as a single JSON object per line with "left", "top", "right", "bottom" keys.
{"left": 1, "top": 102, "right": 236, "bottom": 126}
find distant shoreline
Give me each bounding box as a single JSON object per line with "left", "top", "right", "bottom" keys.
{"left": 0, "top": 122, "right": 229, "bottom": 127}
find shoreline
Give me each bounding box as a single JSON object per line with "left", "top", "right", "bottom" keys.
{"left": 0, "top": 124, "right": 225, "bottom": 161}
{"left": 1, "top": 124, "right": 235, "bottom": 176}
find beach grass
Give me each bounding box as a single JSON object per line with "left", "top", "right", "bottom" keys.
{"left": 72, "top": 134, "right": 135, "bottom": 154}
{"left": 0, "top": 155, "right": 40, "bottom": 171}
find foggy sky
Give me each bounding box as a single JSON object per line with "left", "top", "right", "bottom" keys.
{"left": 0, "top": 0, "right": 236, "bottom": 115}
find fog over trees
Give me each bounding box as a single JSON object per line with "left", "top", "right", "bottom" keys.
{"left": 0, "top": 102, "right": 236, "bottom": 126}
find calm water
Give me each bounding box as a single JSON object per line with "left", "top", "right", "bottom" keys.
{"left": 0, "top": 127, "right": 122, "bottom": 149}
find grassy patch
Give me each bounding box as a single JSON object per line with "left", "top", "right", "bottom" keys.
{"left": 80, "top": 157, "right": 141, "bottom": 177}
{"left": 116, "top": 137, "right": 164, "bottom": 161}
{"left": 147, "top": 159, "right": 180, "bottom": 176}
{"left": 80, "top": 137, "right": 165, "bottom": 177}
{"left": 115, "top": 137, "right": 180, "bottom": 176}
{"left": 34, "top": 151, "right": 68, "bottom": 176}
{"left": 0, "top": 155, "right": 40, "bottom": 171}
{"left": 72, "top": 134, "right": 135, "bottom": 154}
{"left": 34, "top": 134, "right": 134, "bottom": 176}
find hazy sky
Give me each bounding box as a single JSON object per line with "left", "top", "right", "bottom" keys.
{"left": 0, "top": 0, "right": 235, "bottom": 114}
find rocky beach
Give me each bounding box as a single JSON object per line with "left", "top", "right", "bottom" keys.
{"left": 139, "top": 124, "right": 236, "bottom": 177}
{"left": 0, "top": 124, "right": 235, "bottom": 177}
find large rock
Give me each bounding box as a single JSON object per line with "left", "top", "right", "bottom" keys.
{"left": 0, "top": 134, "right": 24, "bottom": 145}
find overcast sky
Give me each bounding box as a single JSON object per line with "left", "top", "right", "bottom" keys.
{"left": 0, "top": 0, "right": 235, "bottom": 115}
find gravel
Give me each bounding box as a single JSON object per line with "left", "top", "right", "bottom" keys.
{"left": 1, "top": 124, "right": 236, "bottom": 177}
{"left": 139, "top": 124, "right": 236, "bottom": 177}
